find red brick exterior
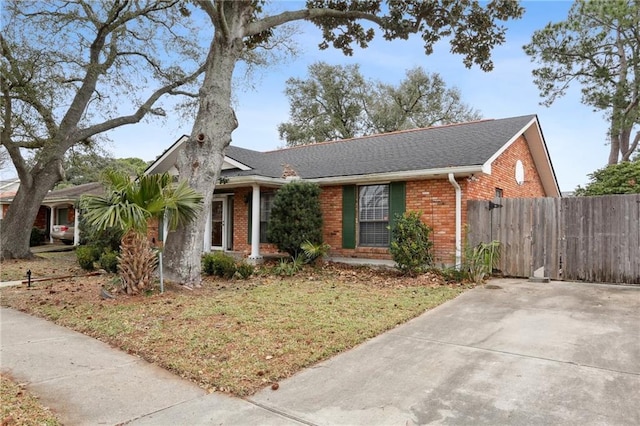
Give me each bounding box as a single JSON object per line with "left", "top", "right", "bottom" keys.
{"left": 232, "top": 187, "right": 279, "bottom": 255}
{"left": 465, "top": 135, "right": 545, "bottom": 200}
{"left": 34, "top": 206, "right": 49, "bottom": 230}
{"left": 156, "top": 135, "right": 548, "bottom": 264}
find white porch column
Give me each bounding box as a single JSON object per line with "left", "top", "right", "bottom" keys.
{"left": 48, "top": 206, "right": 55, "bottom": 244}
{"left": 73, "top": 207, "right": 80, "bottom": 245}
{"left": 203, "top": 202, "right": 212, "bottom": 252}
{"left": 249, "top": 184, "right": 262, "bottom": 260}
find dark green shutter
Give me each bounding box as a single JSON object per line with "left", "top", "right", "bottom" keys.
{"left": 389, "top": 181, "right": 406, "bottom": 233}
{"left": 342, "top": 185, "right": 356, "bottom": 249}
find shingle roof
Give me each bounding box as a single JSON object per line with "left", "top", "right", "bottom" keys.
{"left": 0, "top": 181, "right": 104, "bottom": 202}
{"left": 222, "top": 115, "right": 536, "bottom": 179}
{"left": 42, "top": 182, "right": 104, "bottom": 201}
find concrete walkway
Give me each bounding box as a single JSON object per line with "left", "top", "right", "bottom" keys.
{"left": 1, "top": 279, "right": 639, "bottom": 425}
{"left": 0, "top": 308, "right": 302, "bottom": 425}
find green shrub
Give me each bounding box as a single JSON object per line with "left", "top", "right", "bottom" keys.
{"left": 236, "top": 262, "right": 255, "bottom": 280}
{"left": 99, "top": 250, "right": 119, "bottom": 273}
{"left": 389, "top": 211, "right": 434, "bottom": 276}
{"left": 267, "top": 181, "right": 323, "bottom": 258}
{"left": 301, "top": 240, "right": 331, "bottom": 264}
{"left": 439, "top": 266, "right": 469, "bottom": 283}
{"left": 77, "top": 210, "right": 122, "bottom": 253}
{"left": 30, "top": 227, "right": 46, "bottom": 247}
{"left": 202, "top": 252, "right": 237, "bottom": 279}
{"left": 273, "top": 254, "right": 305, "bottom": 276}
{"left": 76, "top": 245, "right": 100, "bottom": 270}
{"left": 464, "top": 240, "right": 501, "bottom": 284}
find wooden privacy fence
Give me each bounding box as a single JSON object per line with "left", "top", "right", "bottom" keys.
{"left": 467, "top": 194, "right": 640, "bottom": 284}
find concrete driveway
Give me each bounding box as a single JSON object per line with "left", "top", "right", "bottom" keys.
{"left": 248, "top": 279, "right": 640, "bottom": 425}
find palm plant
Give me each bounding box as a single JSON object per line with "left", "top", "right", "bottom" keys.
{"left": 82, "top": 171, "right": 202, "bottom": 294}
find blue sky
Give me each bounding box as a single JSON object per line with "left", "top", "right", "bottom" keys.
{"left": 99, "top": 1, "right": 608, "bottom": 192}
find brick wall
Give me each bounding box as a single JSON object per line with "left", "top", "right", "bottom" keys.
{"left": 34, "top": 206, "right": 49, "bottom": 230}
{"left": 232, "top": 187, "right": 279, "bottom": 255}
{"left": 465, "top": 135, "right": 545, "bottom": 200}
{"left": 318, "top": 134, "right": 548, "bottom": 264}
{"left": 184, "top": 136, "right": 548, "bottom": 263}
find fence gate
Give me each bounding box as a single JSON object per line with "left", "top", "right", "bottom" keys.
{"left": 467, "top": 194, "right": 640, "bottom": 284}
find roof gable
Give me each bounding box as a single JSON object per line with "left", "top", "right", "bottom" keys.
{"left": 145, "top": 136, "right": 252, "bottom": 176}
{"left": 145, "top": 115, "right": 560, "bottom": 196}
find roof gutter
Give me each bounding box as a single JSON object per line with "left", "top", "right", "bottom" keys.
{"left": 217, "top": 166, "right": 486, "bottom": 191}
{"left": 448, "top": 173, "right": 462, "bottom": 269}
{"left": 309, "top": 165, "right": 485, "bottom": 186}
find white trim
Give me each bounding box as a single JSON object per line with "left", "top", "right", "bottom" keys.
{"left": 480, "top": 116, "right": 561, "bottom": 197}
{"left": 48, "top": 206, "right": 54, "bottom": 244}
{"left": 203, "top": 203, "right": 212, "bottom": 251}
{"left": 145, "top": 135, "right": 252, "bottom": 175}
{"left": 483, "top": 116, "right": 536, "bottom": 168}
{"left": 223, "top": 157, "right": 251, "bottom": 171}
{"left": 215, "top": 166, "right": 484, "bottom": 190}
{"left": 73, "top": 208, "right": 80, "bottom": 246}
{"left": 209, "top": 197, "right": 228, "bottom": 251}
{"left": 249, "top": 184, "right": 262, "bottom": 260}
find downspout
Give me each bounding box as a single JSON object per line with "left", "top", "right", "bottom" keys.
{"left": 448, "top": 173, "right": 462, "bottom": 269}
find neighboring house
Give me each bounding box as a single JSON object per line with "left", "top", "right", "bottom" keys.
{"left": 148, "top": 114, "right": 560, "bottom": 265}
{"left": 0, "top": 178, "right": 20, "bottom": 219}
{"left": 0, "top": 182, "right": 103, "bottom": 245}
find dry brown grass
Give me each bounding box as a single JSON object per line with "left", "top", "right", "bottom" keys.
{"left": 1, "top": 253, "right": 469, "bottom": 397}
{"left": 0, "top": 373, "right": 60, "bottom": 426}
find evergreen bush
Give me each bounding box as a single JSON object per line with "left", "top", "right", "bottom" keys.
{"left": 99, "top": 250, "right": 119, "bottom": 273}
{"left": 236, "top": 262, "right": 255, "bottom": 280}
{"left": 29, "top": 227, "right": 46, "bottom": 247}
{"left": 389, "top": 211, "right": 434, "bottom": 275}
{"left": 202, "top": 252, "right": 237, "bottom": 278}
{"left": 76, "top": 245, "right": 100, "bottom": 270}
{"left": 267, "top": 181, "right": 323, "bottom": 257}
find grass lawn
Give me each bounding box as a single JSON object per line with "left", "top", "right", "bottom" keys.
{"left": 1, "top": 373, "right": 61, "bottom": 425}
{"left": 0, "top": 253, "right": 468, "bottom": 397}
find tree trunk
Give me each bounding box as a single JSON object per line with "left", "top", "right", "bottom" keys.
{"left": 118, "top": 229, "right": 158, "bottom": 295}
{"left": 609, "top": 132, "right": 621, "bottom": 165}
{"left": 163, "top": 11, "right": 247, "bottom": 286}
{"left": 0, "top": 161, "right": 64, "bottom": 259}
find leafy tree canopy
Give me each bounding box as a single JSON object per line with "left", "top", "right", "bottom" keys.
{"left": 0, "top": 0, "right": 206, "bottom": 259}
{"left": 574, "top": 156, "right": 640, "bottom": 196}
{"left": 524, "top": 0, "right": 640, "bottom": 164}
{"left": 56, "top": 149, "right": 150, "bottom": 188}
{"left": 278, "top": 63, "right": 481, "bottom": 146}
{"left": 163, "top": 0, "right": 524, "bottom": 285}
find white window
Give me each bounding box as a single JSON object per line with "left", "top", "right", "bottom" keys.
{"left": 359, "top": 184, "right": 389, "bottom": 246}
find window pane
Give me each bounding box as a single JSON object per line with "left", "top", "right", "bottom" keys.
{"left": 260, "top": 193, "right": 275, "bottom": 243}
{"left": 359, "top": 222, "right": 389, "bottom": 246}
{"left": 359, "top": 185, "right": 388, "bottom": 221}
{"left": 358, "top": 185, "right": 390, "bottom": 247}
{"left": 260, "top": 193, "right": 274, "bottom": 222}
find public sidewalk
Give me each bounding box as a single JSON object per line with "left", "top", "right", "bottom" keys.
{"left": 0, "top": 307, "right": 302, "bottom": 425}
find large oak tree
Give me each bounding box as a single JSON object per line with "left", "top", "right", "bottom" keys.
{"left": 524, "top": 0, "right": 640, "bottom": 165}
{"left": 278, "top": 63, "right": 482, "bottom": 146}
{"left": 162, "top": 0, "right": 523, "bottom": 286}
{"left": 0, "top": 0, "right": 205, "bottom": 259}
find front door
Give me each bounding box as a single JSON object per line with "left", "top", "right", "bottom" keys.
{"left": 211, "top": 199, "right": 225, "bottom": 249}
